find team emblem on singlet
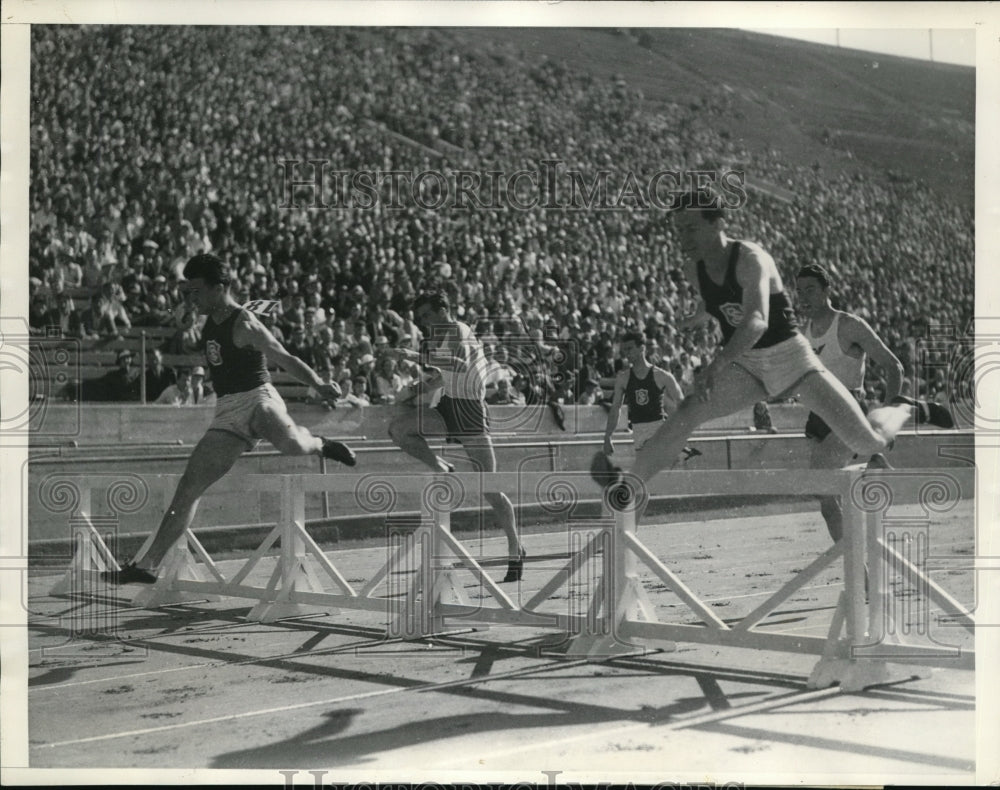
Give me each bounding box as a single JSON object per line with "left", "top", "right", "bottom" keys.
{"left": 206, "top": 340, "right": 223, "bottom": 366}
{"left": 635, "top": 389, "right": 649, "bottom": 406}
{"left": 719, "top": 302, "right": 744, "bottom": 327}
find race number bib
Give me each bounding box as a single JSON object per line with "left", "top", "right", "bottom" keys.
{"left": 243, "top": 300, "right": 280, "bottom": 317}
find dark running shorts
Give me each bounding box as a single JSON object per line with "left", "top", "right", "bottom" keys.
{"left": 435, "top": 395, "right": 489, "bottom": 441}
{"left": 805, "top": 389, "right": 868, "bottom": 441}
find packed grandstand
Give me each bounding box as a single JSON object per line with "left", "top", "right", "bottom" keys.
{"left": 27, "top": 25, "right": 974, "bottom": 408}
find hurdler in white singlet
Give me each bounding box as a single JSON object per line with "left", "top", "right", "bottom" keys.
{"left": 804, "top": 312, "right": 865, "bottom": 390}
{"left": 430, "top": 321, "right": 489, "bottom": 401}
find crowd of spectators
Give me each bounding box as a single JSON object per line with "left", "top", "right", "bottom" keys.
{"left": 28, "top": 26, "right": 973, "bottom": 406}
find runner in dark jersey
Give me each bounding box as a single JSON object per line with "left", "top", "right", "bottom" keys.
{"left": 104, "top": 254, "right": 356, "bottom": 585}
{"left": 593, "top": 189, "right": 912, "bottom": 517}
{"left": 602, "top": 331, "right": 699, "bottom": 467}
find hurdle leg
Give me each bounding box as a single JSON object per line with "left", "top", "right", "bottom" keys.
{"left": 249, "top": 477, "right": 334, "bottom": 622}
{"left": 567, "top": 508, "right": 668, "bottom": 658}
{"left": 49, "top": 487, "right": 120, "bottom": 595}
{"left": 809, "top": 473, "right": 930, "bottom": 691}
{"left": 392, "top": 496, "right": 468, "bottom": 638}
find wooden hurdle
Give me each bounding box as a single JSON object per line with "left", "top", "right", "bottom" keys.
{"left": 44, "top": 467, "right": 976, "bottom": 692}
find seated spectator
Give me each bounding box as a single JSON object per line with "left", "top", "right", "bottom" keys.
{"left": 80, "top": 251, "right": 103, "bottom": 291}
{"left": 123, "top": 283, "right": 152, "bottom": 325}
{"left": 751, "top": 401, "right": 779, "bottom": 434}
{"left": 576, "top": 377, "right": 606, "bottom": 406}
{"left": 144, "top": 349, "right": 176, "bottom": 401}
{"left": 44, "top": 292, "right": 83, "bottom": 339}
{"left": 356, "top": 352, "right": 378, "bottom": 397}
{"left": 95, "top": 349, "right": 141, "bottom": 401}
{"left": 486, "top": 376, "right": 525, "bottom": 406}
{"left": 285, "top": 324, "right": 316, "bottom": 368}
{"left": 29, "top": 294, "right": 51, "bottom": 335}
{"left": 80, "top": 294, "right": 111, "bottom": 338}
{"left": 162, "top": 309, "right": 202, "bottom": 355}
{"left": 154, "top": 367, "right": 197, "bottom": 405}
{"left": 335, "top": 376, "right": 368, "bottom": 408}
{"left": 146, "top": 293, "right": 174, "bottom": 326}
{"left": 190, "top": 366, "right": 215, "bottom": 405}
{"left": 350, "top": 374, "right": 372, "bottom": 406}
{"left": 372, "top": 355, "right": 404, "bottom": 404}
{"left": 99, "top": 281, "right": 131, "bottom": 333}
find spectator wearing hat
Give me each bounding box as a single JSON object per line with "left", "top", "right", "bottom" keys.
{"left": 190, "top": 365, "right": 215, "bottom": 405}
{"left": 96, "top": 349, "right": 141, "bottom": 401}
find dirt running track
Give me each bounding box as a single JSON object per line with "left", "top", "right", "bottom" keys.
{"left": 25, "top": 501, "right": 976, "bottom": 784}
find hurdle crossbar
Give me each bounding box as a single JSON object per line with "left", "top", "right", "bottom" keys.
{"left": 43, "top": 466, "right": 975, "bottom": 690}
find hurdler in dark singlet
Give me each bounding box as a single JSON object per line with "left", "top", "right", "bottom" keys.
{"left": 696, "top": 241, "right": 799, "bottom": 349}
{"left": 201, "top": 308, "right": 271, "bottom": 396}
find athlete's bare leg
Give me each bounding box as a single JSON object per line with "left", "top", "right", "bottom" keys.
{"left": 461, "top": 434, "right": 521, "bottom": 563}
{"left": 796, "top": 370, "right": 908, "bottom": 456}
{"left": 388, "top": 404, "right": 454, "bottom": 472}
{"left": 133, "top": 429, "right": 249, "bottom": 570}
{"left": 808, "top": 433, "right": 855, "bottom": 542}
{"left": 622, "top": 363, "right": 769, "bottom": 523}
{"left": 129, "top": 401, "right": 345, "bottom": 574}
{"left": 389, "top": 404, "right": 523, "bottom": 572}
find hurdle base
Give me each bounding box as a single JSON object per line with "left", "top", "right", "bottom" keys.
{"left": 131, "top": 545, "right": 222, "bottom": 608}
{"left": 248, "top": 599, "right": 333, "bottom": 623}
{"left": 565, "top": 632, "right": 667, "bottom": 659}
{"left": 51, "top": 568, "right": 117, "bottom": 598}
{"left": 807, "top": 657, "right": 930, "bottom": 692}
{"left": 49, "top": 520, "right": 120, "bottom": 597}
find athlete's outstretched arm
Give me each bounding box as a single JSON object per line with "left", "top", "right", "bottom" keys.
{"left": 719, "top": 253, "right": 770, "bottom": 360}
{"left": 843, "top": 314, "right": 904, "bottom": 402}
{"left": 233, "top": 311, "right": 340, "bottom": 400}
{"left": 655, "top": 368, "right": 684, "bottom": 415}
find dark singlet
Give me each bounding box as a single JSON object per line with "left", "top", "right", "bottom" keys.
{"left": 696, "top": 241, "right": 798, "bottom": 349}
{"left": 201, "top": 307, "right": 271, "bottom": 397}
{"left": 624, "top": 368, "right": 664, "bottom": 426}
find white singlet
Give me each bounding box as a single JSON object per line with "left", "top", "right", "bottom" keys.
{"left": 431, "top": 321, "right": 489, "bottom": 401}
{"left": 804, "top": 312, "right": 865, "bottom": 390}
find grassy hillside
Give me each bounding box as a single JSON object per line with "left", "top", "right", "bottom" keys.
{"left": 448, "top": 27, "right": 974, "bottom": 205}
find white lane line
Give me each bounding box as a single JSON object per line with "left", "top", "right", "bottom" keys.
{"left": 34, "top": 652, "right": 633, "bottom": 749}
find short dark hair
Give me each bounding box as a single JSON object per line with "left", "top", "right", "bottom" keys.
{"left": 670, "top": 188, "right": 726, "bottom": 222}
{"left": 621, "top": 330, "right": 646, "bottom": 347}
{"left": 797, "top": 263, "right": 831, "bottom": 289}
{"left": 412, "top": 290, "right": 450, "bottom": 315}
{"left": 183, "top": 253, "right": 232, "bottom": 286}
